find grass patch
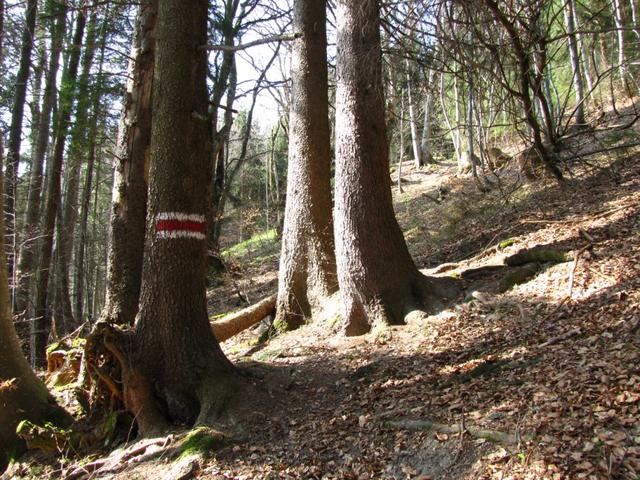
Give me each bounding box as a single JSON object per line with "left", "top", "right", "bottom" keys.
{"left": 222, "top": 229, "right": 278, "bottom": 259}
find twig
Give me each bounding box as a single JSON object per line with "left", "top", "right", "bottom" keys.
{"left": 538, "top": 327, "right": 582, "bottom": 348}
{"left": 385, "top": 418, "right": 532, "bottom": 445}
{"left": 201, "top": 33, "right": 300, "bottom": 52}
{"left": 568, "top": 245, "right": 590, "bottom": 298}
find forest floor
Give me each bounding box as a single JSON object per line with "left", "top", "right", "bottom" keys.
{"left": 5, "top": 107, "right": 640, "bottom": 479}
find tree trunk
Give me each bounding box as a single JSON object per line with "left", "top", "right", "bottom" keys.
{"left": 55, "top": 7, "right": 99, "bottom": 332}
{"left": 0, "top": 3, "right": 71, "bottom": 458}
{"left": 420, "top": 69, "right": 435, "bottom": 164}
{"left": 563, "top": 0, "right": 586, "bottom": 126}
{"left": 32, "top": 6, "right": 86, "bottom": 368}
{"left": 122, "top": 0, "right": 239, "bottom": 433}
{"left": 406, "top": 70, "right": 423, "bottom": 169}
{"left": 14, "top": 7, "right": 65, "bottom": 317}
{"left": 3, "top": 0, "right": 38, "bottom": 282}
{"left": 275, "top": 0, "right": 337, "bottom": 331}
{"left": 334, "top": 0, "right": 459, "bottom": 336}
{"left": 611, "top": 0, "right": 629, "bottom": 88}
{"left": 101, "top": 0, "right": 157, "bottom": 326}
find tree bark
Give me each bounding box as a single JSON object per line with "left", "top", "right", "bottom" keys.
{"left": 32, "top": 6, "right": 86, "bottom": 367}
{"left": 563, "top": 0, "right": 586, "bottom": 126}
{"left": 126, "top": 0, "right": 239, "bottom": 432}
{"left": 14, "top": 6, "right": 65, "bottom": 317}
{"left": 101, "top": 0, "right": 157, "bottom": 326}
{"left": 0, "top": 5, "right": 71, "bottom": 459}
{"left": 275, "top": 0, "right": 337, "bottom": 331}
{"left": 3, "top": 0, "right": 38, "bottom": 282}
{"left": 212, "top": 294, "right": 276, "bottom": 342}
{"left": 54, "top": 7, "right": 99, "bottom": 332}
{"left": 334, "top": 0, "right": 459, "bottom": 336}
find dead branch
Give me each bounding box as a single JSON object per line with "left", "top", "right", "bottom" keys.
{"left": 386, "top": 418, "right": 532, "bottom": 445}
{"left": 211, "top": 294, "right": 277, "bottom": 342}
{"left": 539, "top": 327, "right": 582, "bottom": 347}
{"left": 202, "top": 33, "right": 300, "bottom": 52}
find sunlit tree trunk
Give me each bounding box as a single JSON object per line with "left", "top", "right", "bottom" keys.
{"left": 334, "top": 0, "right": 459, "bottom": 336}
{"left": 275, "top": 0, "right": 337, "bottom": 330}
{"left": 101, "top": 0, "right": 157, "bottom": 326}
{"left": 563, "top": 0, "right": 586, "bottom": 125}
{"left": 33, "top": 6, "right": 86, "bottom": 367}
{"left": 3, "top": 0, "right": 38, "bottom": 282}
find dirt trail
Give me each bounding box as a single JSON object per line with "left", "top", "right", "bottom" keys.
{"left": 6, "top": 127, "right": 640, "bottom": 479}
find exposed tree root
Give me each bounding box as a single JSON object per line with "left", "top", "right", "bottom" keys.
{"left": 386, "top": 418, "right": 533, "bottom": 445}
{"left": 211, "top": 294, "right": 276, "bottom": 342}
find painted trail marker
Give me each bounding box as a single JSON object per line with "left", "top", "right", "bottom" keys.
{"left": 155, "top": 212, "right": 206, "bottom": 240}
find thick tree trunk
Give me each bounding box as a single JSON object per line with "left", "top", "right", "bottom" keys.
{"left": 101, "top": 0, "right": 157, "bottom": 326}
{"left": 334, "top": 0, "right": 459, "bottom": 336}
{"left": 32, "top": 8, "right": 86, "bottom": 367}
{"left": 123, "top": 0, "right": 239, "bottom": 433}
{"left": 275, "top": 0, "right": 337, "bottom": 331}
{"left": 14, "top": 8, "right": 65, "bottom": 317}
{"left": 3, "top": 0, "right": 38, "bottom": 281}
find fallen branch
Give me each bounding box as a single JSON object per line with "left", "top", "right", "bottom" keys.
{"left": 539, "top": 327, "right": 582, "bottom": 347}
{"left": 211, "top": 294, "right": 277, "bottom": 342}
{"left": 385, "top": 418, "right": 532, "bottom": 445}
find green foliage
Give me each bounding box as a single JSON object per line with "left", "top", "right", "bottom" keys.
{"left": 222, "top": 229, "right": 278, "bottom": 259}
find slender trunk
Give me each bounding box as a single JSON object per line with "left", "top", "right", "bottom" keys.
{"left": 15, "top": 10, "right": 65, "bottom": 317}
{"left": 32, "top": 6, "right": 85, "bottom": 368}
{"left": 101, "top": 0, "right": 157, "bottom": 326}
{"left": 0, "top": 5, "right": 71, "bottom": 463}
{"left": 420, "top": 69, "right": 434, "bottom": 164}
{"left": 440, "top": 71, "right": 459, "bottom": 164}
{"left": 55, "top": 7, "right": 99, "bottom": 332}
{"left": 406, "top": 69, "right": 423, "bottom": 168}
{"left": 482, "top": 0, "right": 563, "bottom": 181}
{"left": 74, "top": 30, "right": 107, "bottom": 321}
{"left": 4, "top": 0, "right": 38, "bottom": 283}
{"left": 275, "top": 0, "right": 337, "bottom": 330}
{"left": 398, "top": 88, "right": 404, "bottom": 192}
{"left": 572, "top": 2, "right": 594, "bottom": 94}
{"left": 612, "top": 0, "right": 628, "bottom": 86}
{"left": 563, "top": 0, "right": 586, "bottom": 125}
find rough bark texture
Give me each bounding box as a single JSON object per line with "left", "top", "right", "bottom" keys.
{"left": 15, "top": 8, "right": 66, "bottom": 317}
{"left": 0, "top": 13, "right": 71, "bottom": 458}
{"left": 33, "top": 8, "right": 86, "bottom": 367}
{"left": 3, "top": 0, "right": 38, "bottom": 281}
{"left": 334, "top": 0, "right": 459, "bottom": 336}
{"left": 275, "top": 0, "right": 337, "bottom": 331}
{"left": 129, "top": 0, "right": 238, "bottom": 431}
{"left": 101, "top": 0, "right": 156, "bottom": 326}
{"left": 54, "top": 8, "right": 99, "bottom": 332}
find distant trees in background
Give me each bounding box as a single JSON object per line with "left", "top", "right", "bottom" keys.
{"left": 0, "top": 0, "right": 637, "bottom": 361}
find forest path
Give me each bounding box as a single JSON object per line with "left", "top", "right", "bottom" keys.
{"left": 201, "top": 137, "right": 640, "bottom": 479}
{"left": 8, "top": 124, "right": 640, "bottom": 480}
